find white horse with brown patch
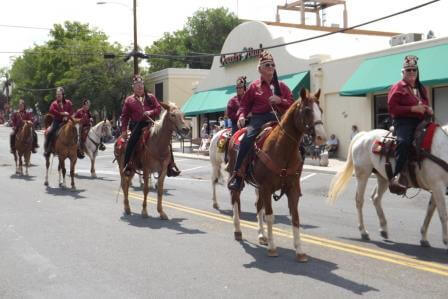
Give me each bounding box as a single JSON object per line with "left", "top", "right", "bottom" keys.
{"left": 328, "top": 126, "right": 448, "bottom": 251}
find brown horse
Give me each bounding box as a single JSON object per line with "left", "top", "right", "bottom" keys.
{"left": 13, "top": 120, "right": 34, "bottom": 176}
{"left": 44, "top": 115, "right": 80, "bottom": 190}
{"left": 227, "top": 89, "right": 326, "bottom": 262}
{"left": 116, "top": 102, "right": 190, "bottom": 218}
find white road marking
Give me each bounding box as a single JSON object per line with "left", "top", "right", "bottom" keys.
{"left": 76, "top": 169, "right": 209, "bottom": 182}
{"left": 300, "top": 173, "right": 317, "bottom": 181}
{"left": 181, "top": 166, "right": 204, "bottom": 172}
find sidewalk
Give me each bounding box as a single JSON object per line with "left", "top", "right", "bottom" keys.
{"left": 171, "top": 140, "right": 345, "bottom": 175}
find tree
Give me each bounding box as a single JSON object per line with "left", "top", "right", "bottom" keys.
{"left": 9, "top": 21, "right": 133, "bottom": 119}
{"left": 146, "top": 7, "right": 241, "bottom": 72}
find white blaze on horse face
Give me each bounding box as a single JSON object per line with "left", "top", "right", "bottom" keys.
{"left": 313, "top": 102, "right": 327, "bottom": 145}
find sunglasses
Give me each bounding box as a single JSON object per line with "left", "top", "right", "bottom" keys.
{"left": 405, "top": 68, "right": 417, "bottom": 73}
{"left": 262, "top": 63, "right": 276, "bottom": 68}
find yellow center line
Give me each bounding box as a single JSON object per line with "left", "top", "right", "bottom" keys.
{"left": 126, "top": 192, "right": 448, "bottom": 276}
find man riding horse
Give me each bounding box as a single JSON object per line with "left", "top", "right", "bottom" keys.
{"left": 227, "top": 76, "right": 247, "bottom": 135}
{"left": 74, "top": 98, "right": 93, "bottom": 159}
{"left": 228, "top": 50, "right": 294, "bottom": 191}
{"left": 387, "top": 55, "right": 433, "bottom": 194}
{"left": 10, "top": 99, "right": 38, "bottom": 154}
{"left": 120, "top": 74, "right": 181, "bottom": 177}
{"left": 44, "top": 87, "right": 73, "bottom": 157}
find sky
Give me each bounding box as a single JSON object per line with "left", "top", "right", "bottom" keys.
{"left": 1, "top": 0, "right": 447, "bottom": 70}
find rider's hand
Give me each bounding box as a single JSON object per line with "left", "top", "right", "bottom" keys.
{"left": 61, "top": 112, "right": 69, "bottom": 116}
{"left": 269, "top": 95, "right": 282, "bottom": 105}
{"left": 411, "top": 105, "right": 426, "bottom": 114}
{"left": 237, "top": 117, "right": 245, "bottom": 129}
{"left": 425, "top": 106, "right": 434, "bottom": 115}
{"left": 120, "top": 131, "right": 128, "bottom": 140}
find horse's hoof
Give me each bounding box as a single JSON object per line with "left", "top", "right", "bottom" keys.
{"left": 234, "top": 231, "right": 243, "bottom": 241}
{"left": 258, "top": 236, "right": 268, "bottom": 246}
{"left": 91, "top": 174, "right": 97, "bottom": 178}
{"left": 361, "top": 233, "right": 370, "bottom": 241}
{"left": 296, "top": 253, "right": 308, "bottom": 263}
{"left": 267, "top": 249, "right": 279, "bottom": 257}
{"left": 160, "top": 213, "right": 169, "bottom": 220}
{"left": 70, "top": 187, "right": 76, "bottom": 192}
{"left": 212, "top": 202, "right": 219, "bottom": 210}
{"left": 380, "top": 231, "right": 388, "bottom": 239}
{"left": 124, "top": 207, "right": 131, "bottom": 215}
{"left": 44, "top": 181, "right": 48, "bottom": 186}
{"left": 420, "top": 240, "right": 431, "bottom": 248}
{"left": 142, "top": 210, "right": 149, "bottom": 218}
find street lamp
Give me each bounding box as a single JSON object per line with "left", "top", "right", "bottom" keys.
{"left": 97, "top": 0, "right": 139, "bottom": 75}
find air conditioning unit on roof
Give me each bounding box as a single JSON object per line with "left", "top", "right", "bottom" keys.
{"left": 390, "top": 33, "right": 423, "bottom": 47}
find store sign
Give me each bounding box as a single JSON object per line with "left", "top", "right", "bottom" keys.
{"left": 220, "top": 45, "right": 263, "bottom": 67}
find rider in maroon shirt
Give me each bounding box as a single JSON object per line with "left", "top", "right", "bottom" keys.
{"left": 74, "top": 99, "right": 93, "bottom": 159}
{"left": 10, "top": 99, "right": 38, "bottom": 153}
{"left": 226, "top": 76, "right": 246, "bottom": 135}
{"left": 387, "top": 55, "right": 433, "bottom": 194}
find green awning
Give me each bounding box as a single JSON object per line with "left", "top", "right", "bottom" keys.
{"left": 340, "top": 43, "right": 448, "bottom": 97}
{"left": 182, "top": 71, "right": 309, "bottom": 116}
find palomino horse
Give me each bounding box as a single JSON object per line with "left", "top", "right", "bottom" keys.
{"left": 226, "top": 89, "right": 326, "bottom": 261}
{"left": 13, "top": 120, "right": 34, "bottom": 176}
{"left": 116, "top": 102, "right": 189, "bottom": 218}
{"left": 44, "top": 116, "right": 80, "bottom": 190}
{"left": 83, "top": 119, "right": 113, "bottom": 177}
{"left": 328, "top": 127, "right": 448, "bottom": 251}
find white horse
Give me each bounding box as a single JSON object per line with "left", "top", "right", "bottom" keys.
{"left": 328, "top": 126, "right": 448, "bottom": 250}
{"left": 84, "top": 119, "right": 113, "bottom": 177}
{"left": 209, "top": 128, "right": 231, "bottom": 209}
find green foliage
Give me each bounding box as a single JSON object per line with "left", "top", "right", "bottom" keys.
{"left": 146, "top": 7, "right": 241, "bottom": 72}
{"left": 9, "top": 21, "right": 133, "bottom": 119}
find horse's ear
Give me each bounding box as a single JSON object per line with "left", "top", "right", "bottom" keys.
{"left": 315, "top": 89, "right": 321, "bottom": 100}
{"left": 160, "top": 102, "right": 170, "bottom": 111}
{"left": 103, "top": 118, "right": 106, "bottom": 123}
{"left": 300, "top": 88, "right": 307, "bottom": 100}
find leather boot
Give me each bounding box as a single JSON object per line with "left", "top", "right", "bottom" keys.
{"left": 228, "top": 173, "right": 244, "bottom": 191}
{"left": 167, "top": 162, "right": 181, "bottom": 177}
{"left": 10, "top": 134, "right": 15, "bottom": 153}
{"left": 389, "top": 176, "right": 407, "bottom": 195}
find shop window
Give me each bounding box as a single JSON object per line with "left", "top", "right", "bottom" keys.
{"left": 434, "top": 86, "right": 448, "bottom": 125}
{"left": 155, "top": 83, "right": 163, "bottom": 102}
{"left": 374, "top": 94, "right": 391, "bottom": 129}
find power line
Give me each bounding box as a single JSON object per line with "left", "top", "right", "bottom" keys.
{"left": 0, "top": 24, "right": 51, "bottom": 30}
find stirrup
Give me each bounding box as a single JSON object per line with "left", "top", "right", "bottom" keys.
{"left": 99, "top": 143, "right": 106, "bottom": 151}
{"left": 167, "top": 164, "right": 181, "bottom": 177}
{"left": 77, "top": 150, "right": 85, "bottom": 159}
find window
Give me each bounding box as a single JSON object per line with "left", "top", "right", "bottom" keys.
{"left": 374, "top": 94, "right": 391, "bottom": 129}
{"left": 155, "top": 82, "right": 163, "bottom": 101}
{"left": 434, "top": 86, "right": 448, "bottom": 125}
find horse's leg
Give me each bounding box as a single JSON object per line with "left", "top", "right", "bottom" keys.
{"left": 255, "top": 189, "right": 267, "bottom": 245}
{"left": 141, "top": 168, "right": 150, "bottom": 218}
{"left": 355, "top": 172, "right": 370, "bottom": 240}
{"left": 211, "top": 161, "right": 221, "bottom": 209}
{"left": 371, "top": 175, "right": 389, "bottom": 239}
{"left": 156, "top": 169, "right": 168, "bottom": 220}
{"left": 121, "top": 174, "right": 132, "bottom": 215}
{"left": 287, "top": 185, "right": 308, "bottom": 262}
{"left": 261, "top": 188, "right": 277, "bottom": 257}
{"left": 13, "top": 151, "right": 19, "bottom": 174}
{"left": 431, "top": 186, "right": 448, "bottom": 251}
{"left": 90, "top": 152, "right": 97, "bottom": 178}
{"left": 230, "top": 189, "right": 242, "bottom": 240}
{"left": 25, "top": 151, "right": 31, "bottom": 176}
{"left": 18, "top": 153, "right": 23, "bottom": 176}
{"left": 58, "top": 159, "right": 64, "bottom": 187}
{"left": 44, "top": 156, "right": 50, "bottom": 186}
{"left": 70, "top": 156, "right": 76, "bottom": 191}
{"left": 420, "top": 195, "right": 436, "bottom": 248}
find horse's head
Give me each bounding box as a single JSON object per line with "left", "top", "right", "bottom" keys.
{"left": 296, "top": 88, "right": 327, "bottom": 145}
{"left": 160, "top": 102, "right": 190, "bottom": 137}
{"left": 100, "top": 119, "right": 113, "bottom": 140}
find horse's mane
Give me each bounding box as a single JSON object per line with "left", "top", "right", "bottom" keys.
{"left": 279, "top": 100, "right": 299, "bottom": 126}
{"left": 151, "top": 102, "right": 179, "bottom": 135}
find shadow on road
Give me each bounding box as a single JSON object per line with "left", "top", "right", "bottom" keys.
{"left": 341, "top": 237, "right": 448, "bottom": 265}
{"left": 120, "top": 214, "right": 206, "bottom": 235}
{"left": 75, "top": 173, "right": 115, "bottom": 182}
{"left": 240, "top": 240, "right": 379, "bottom": 295}
{"left": 45, "top": 186, "right": 87, "bottom": 199}
{"left": 10, "top": 174, "right": 36, "bottom": 181}
{"left": 217, "top": 209, "right": 318, "bottom": 230}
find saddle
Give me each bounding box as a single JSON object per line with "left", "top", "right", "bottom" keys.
{"left": 44, "top": 120, "right": 78, "bottom": 154}
{"left": 372, "top": 120, "right": 445, "bottom": 188}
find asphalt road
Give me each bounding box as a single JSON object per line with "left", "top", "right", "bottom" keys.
{"left": 0, "top": 126, "right": 447, "bottom": 298}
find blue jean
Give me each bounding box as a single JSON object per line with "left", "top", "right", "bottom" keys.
{"left": 393, "top": 117, "right": 421, "bottom": 176}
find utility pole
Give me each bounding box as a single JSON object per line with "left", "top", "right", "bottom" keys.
{"left": 133, "top": 0, "right": 138, "bottom": 75}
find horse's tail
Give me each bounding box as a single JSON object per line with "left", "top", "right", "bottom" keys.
{"left": 328, "top": 132, "right": 365, "bottom": 202}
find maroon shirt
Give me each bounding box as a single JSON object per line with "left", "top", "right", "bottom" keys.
{"left": 74, "top": 108, "right": 92, "bottom": 126}
{"left": 388, "top": 80, "right": 429, "bottom": 119}
{"left": 12, "top": 109, "right": 33, "bottom": 130}
{"left": 120, "top": 93, "right": 162, "bottom": 133}
{"left": 49, "top": 99, "right": 73, "bottom": 121}
{"left": 238, "top": 78, "right": 293, "bottom": 119}
{"left": 226, "top": 95, "right": 242, "bottom": 123}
